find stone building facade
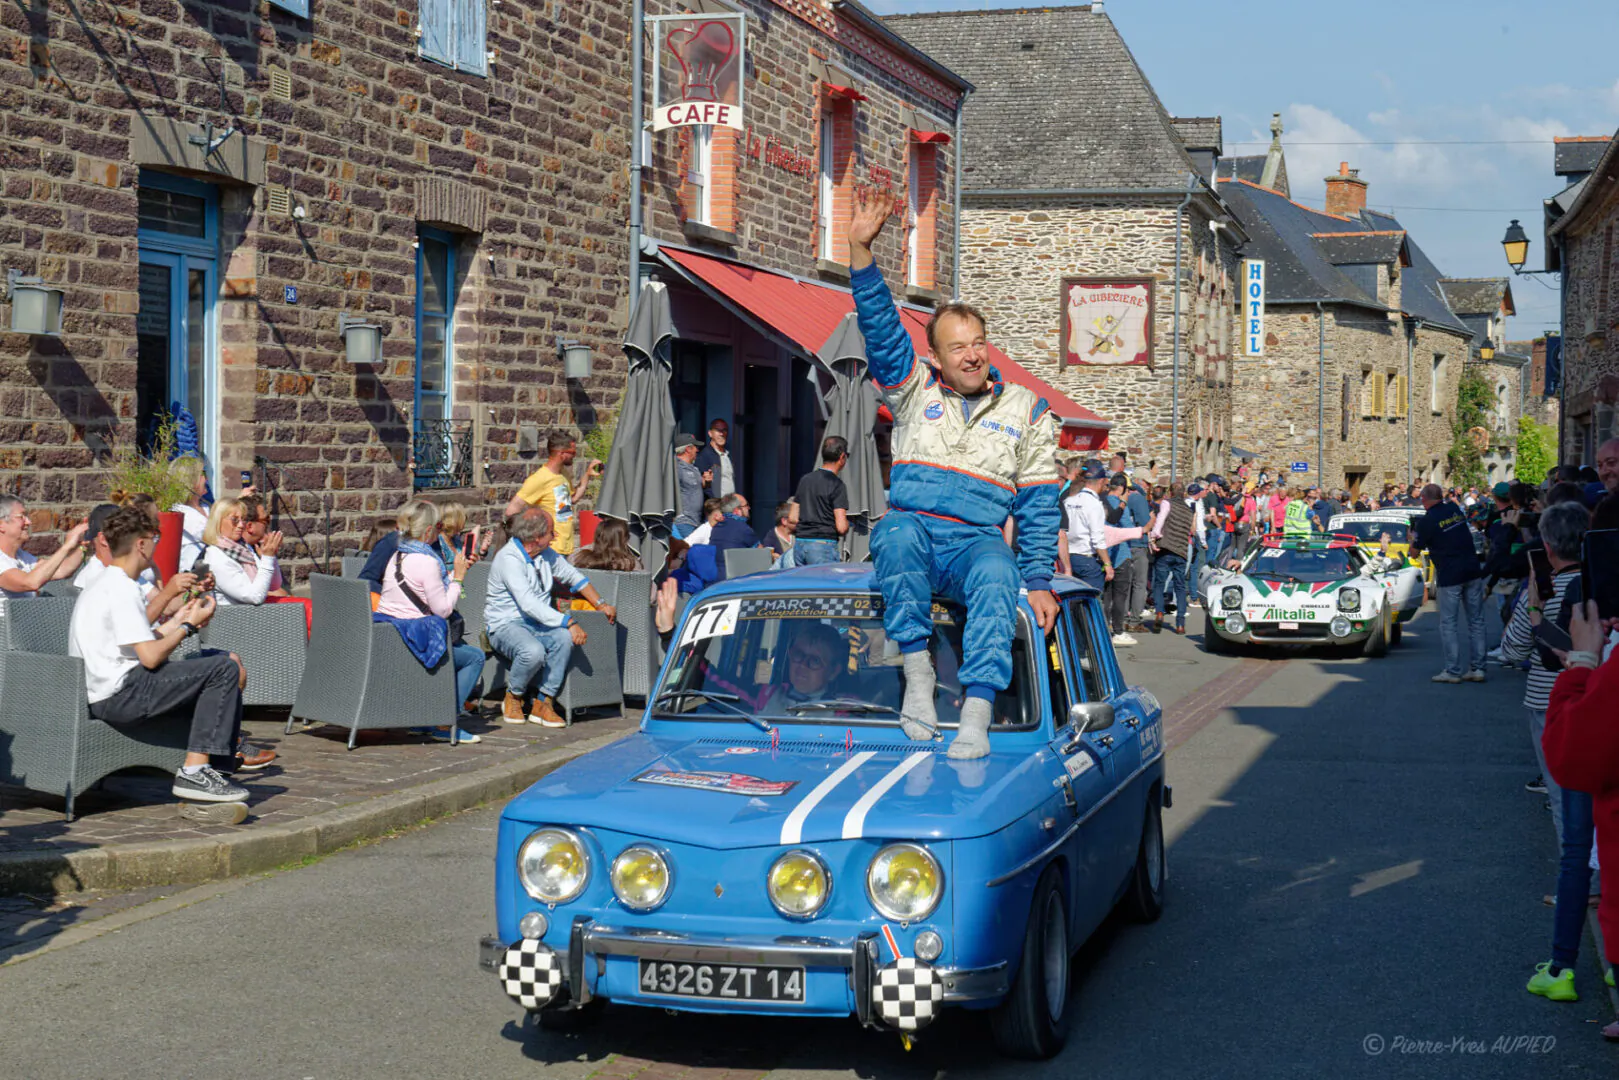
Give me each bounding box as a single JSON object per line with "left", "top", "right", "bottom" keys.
{"left": 890, "top": 5, "right": 1243, "bottom": 480}
{"left": 0, "top": 0, "right": 633, "bottom": 573}
{"left": 1547, "top": 129, "right": 1619, "bottom": 464}
{"left": 1220, "top": 159, "right": 1475, "bottom": 494}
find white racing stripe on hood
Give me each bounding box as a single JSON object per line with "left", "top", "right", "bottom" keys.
{"left": 841, "top": 751, "right": 933, "bottom": 840}
{"left": 781, "top": 751, "right": 877, "bottom": 845}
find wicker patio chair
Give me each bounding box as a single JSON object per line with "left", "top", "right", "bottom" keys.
{"left": 38, "top": 580, "right": 81, "bottom": 600}
{"left": 583, "top": 569, "right": 656, "bottom": 699}
{"left": 286, "top": 574, "right": 458, "bottom": 749}
{"left": 456, "top": 559, "right": 503, "bottom": 698}
{"left": 0, "top": 596, "right": 76, "bottom": 654}
{"left": 340, "top": 555, "right": 371, "bottom": 579}
{"left": 723, "top": 547, "right": 774, "bottom": 579}
{"left": 553, "top": 610, "right": 623, "bottom": 723}
{"left": 199, "top": 603, "right": 308, "bottom": 707}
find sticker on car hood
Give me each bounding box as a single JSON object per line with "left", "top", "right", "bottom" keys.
{"left": 634, "top": 769, "right": 799, "bottom": 797}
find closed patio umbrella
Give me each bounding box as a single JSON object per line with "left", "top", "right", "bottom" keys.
{"left": 597, "top": 281, "right": 677, "bottom": 570}
{"left": 817, "top": 313, "right": 888, "bottom": 562}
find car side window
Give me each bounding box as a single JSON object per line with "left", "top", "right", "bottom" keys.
{"left": 1044, "top": 624, "right": 1072, "bottom": 724}
{"left": 1062, "top": 598, "right": 1107, "bottom": 707}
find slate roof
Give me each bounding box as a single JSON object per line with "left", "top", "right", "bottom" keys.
{"left": 1554, "top": 137, "right": 1611, "bottom": 179}
{"left": 1312, "top": 232, "right": 1408, "bottom": 266}
{"left": 1171, "top": 116, "right": 1222, "bottom": 153}
{"left": 1216, "top": 178, "right": 1471, "bottom": 335}
{"left": 1437, "top": 278, "right": 1510, "bottom": 317}
{"left": 884, "top": 6, "right": 1199, "bottom": 191}
{"left": 1222, "top": 155, "right": 1266, "bottom": 184}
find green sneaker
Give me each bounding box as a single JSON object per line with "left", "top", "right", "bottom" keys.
{"left": 1527, "top": 962, "right": 1578, "bottom": 1002}
{"left": 1606, "top": 968, "right": 1615, "bottom": 989}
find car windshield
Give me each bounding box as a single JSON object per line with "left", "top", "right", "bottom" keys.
{"left": 1331, "top": 519, "right": 1413, "bottom": 544}
{"left": 653, "top": 594, "right": 1035, "bottom": 730}
{"left": 1244, "top": 546, "right": 1357, "bottom": 582}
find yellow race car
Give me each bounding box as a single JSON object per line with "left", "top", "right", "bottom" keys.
{"left": 1327, "top": 512, "right": 1435, "bottom": 601}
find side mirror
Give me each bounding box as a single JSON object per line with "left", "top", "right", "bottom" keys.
{"left": 1068, "top": 701, "right": 1115, "bottom": 735}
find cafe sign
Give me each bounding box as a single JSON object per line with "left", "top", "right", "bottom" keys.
{"left": 649, "top": 13, "right": 746, "bottom": 132}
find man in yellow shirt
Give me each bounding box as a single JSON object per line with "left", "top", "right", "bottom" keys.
{"left": 504, "top": 430, "right": 602, "bottom": 556}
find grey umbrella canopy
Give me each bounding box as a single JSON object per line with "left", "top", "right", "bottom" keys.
{"left": 597, "top": 281, "right": 677, "bottom": 567}
{"left": 817, "top": 312, "right": 888, "bottom": 562}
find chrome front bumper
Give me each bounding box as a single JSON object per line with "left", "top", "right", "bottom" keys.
{"left": 480, "top": 918, "right": 1008, "bottom": 1018}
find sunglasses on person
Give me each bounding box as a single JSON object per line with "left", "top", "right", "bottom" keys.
{"left": 787, "top": 648, "right": 828, "bottom": 671}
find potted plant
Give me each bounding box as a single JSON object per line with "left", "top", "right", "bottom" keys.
{"left": 577, "top": 414, "right": 616, "bottom": 548}
{"left": 102, "top": 415, "right": 203, "bottom": 581}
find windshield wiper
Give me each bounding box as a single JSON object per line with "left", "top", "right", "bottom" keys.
{"left": 781, "top": 700, "right": 901, "bottom": 716}
{"left": 651, "top": 689, "right": 773, "bottom": 733}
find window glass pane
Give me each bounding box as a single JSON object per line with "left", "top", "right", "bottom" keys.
{"left": 137, "top": 263, "right": 172, "bottom": 451}
{"left": 186, "top": 269, "right": 208, "bottom": 420}
{"left": 420, "top": 316, "right": 448, "bottom": 393}
{"left": 1064, "top": 599, "right": 1105, "bottom": 702}
{"left": 420, "top": 238, "right": 451, "bottom": 313}
{"left": 418, "top": 394, "right": 446, "bottom": 422}
{"left": 138, "top": 187, "right": 208, "bottom": 238}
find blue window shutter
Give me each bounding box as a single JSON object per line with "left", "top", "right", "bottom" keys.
{"left": 454, "top": 0, "right": 487, "bottom": 75}
{"left": 266, "top": 0, "right": 309, "bottom": 16}
{"left": 419, "top": 0, "right": 452, "bottom": 67}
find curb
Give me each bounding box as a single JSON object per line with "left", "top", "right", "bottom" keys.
{"left": 0, "top": 730, "right": 628, "bottom": 898}
{"left": 1591, "top": 907, "right": 1619, "bottom": 1020}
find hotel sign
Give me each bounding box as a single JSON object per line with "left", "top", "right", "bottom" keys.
{"left": 650, "top": 13, "right": 746, "bottom": 132}
{"left": 1242, "top": 258, "right": 1265, "bottom": 357}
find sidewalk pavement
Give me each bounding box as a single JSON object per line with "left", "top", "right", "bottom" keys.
{"left": 0, "top": 703, "right": 639, "bottom": 898}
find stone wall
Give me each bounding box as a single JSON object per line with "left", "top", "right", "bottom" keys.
{"left": 1555, "top": 176, "right": 1619, "bottom": 464}
{"left": 642, "top": 0, "right": 959, "bottom": 294}
{"left": 0, "top": 0, "right": 632, "bottom": 574}
{"left": 1229, "top": 301, "right": 1468, "bottom": 493}
{"left": 957, "top": 196, "right": 1237, "bottom": 480}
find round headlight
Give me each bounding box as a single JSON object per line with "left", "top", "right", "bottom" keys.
{"left": 1330, "top": 616, "right": 1353, "bottom": 638}
{"left": 1220, "top": 586, "right": 1244, "bottom": 611}
{"left": 866, "top": 843, "right": 942, "bottom": 923}
{"left": 1224, "top": 612, "right": 1246, "bottom": 635}
{"left": 517, "top": 828, "right": 590, "bottom": 904}
{"left": 610, "top": 845, "right": 672, "bottom": 911}
{"left": 1338, "top": 587, "right": 1361, "bottom": 612}
{"left": 768, "top": 849, "right": 831, "bottom": 918}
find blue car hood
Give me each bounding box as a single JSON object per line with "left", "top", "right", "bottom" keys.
{"left": 502, "top": 732, "right": 1046, "bottom": 848}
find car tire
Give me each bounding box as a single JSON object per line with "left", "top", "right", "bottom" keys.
{"left": 991, "top": 865, "right": 1071, "bottom": 1060}
{"left": 1390, "top": 620, "right": 1403, "bottom": 647}
{"left": 1361, "top": 609, "right": 1389, "bottom": 658}
{"left": 1203, "top": 626, "right": 1232, "bottom": 655}
{"left": 1122, "top": 793, "right": 1166, "bottom": 923}
{"left": 536, "top": 998, "right": 606, "bottom": 1032}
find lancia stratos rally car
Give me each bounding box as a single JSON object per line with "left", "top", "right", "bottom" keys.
{"left": 480, "top": 565, "right": 1168, "bottom": 1060}
{"left": 1200, "top": 533, "right": 1425, "bottom": 655}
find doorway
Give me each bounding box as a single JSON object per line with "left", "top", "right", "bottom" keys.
{"left": 136, "top": 173, "right": 218, "bottom": 481}
{"left": 741, "top": 362, "right": 779, "bottom": 534}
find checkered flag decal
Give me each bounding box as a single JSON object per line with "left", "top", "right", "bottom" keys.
{"left": 873, "top": 957, "right": 944, "bottom": 1031}
{"left": 497, "top": 939, "right": 564, "bottom": 1010}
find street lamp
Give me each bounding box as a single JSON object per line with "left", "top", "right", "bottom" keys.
{"left": 1479, "top": 342, "right": 1495, "bottom": 361}
{"left": 1500, "top": 219, "right": 1530, "bottom": 272}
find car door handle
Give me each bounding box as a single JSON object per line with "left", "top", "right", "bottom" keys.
{"left": 1096, "top": 734, "right": 1114, "bottom": 748}
{"left": 1122, "top": 716, "right": 1140, "bottom": 729}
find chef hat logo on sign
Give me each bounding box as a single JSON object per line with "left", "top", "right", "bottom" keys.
{"left": 652, "top": 13, "right": 746, "bottom": 132}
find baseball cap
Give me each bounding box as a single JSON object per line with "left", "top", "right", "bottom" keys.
{"left": 1079, "top": 460, "right": 1107, "bottom": 480}
{"left": 1187, "top": 482, "right": 1205, "bottom": 495}
{"left": 1491, "top": 481, "right": 1511, "bottom": 498}
{"left": 672, "top": 432, "right": 698, "bottom": 451}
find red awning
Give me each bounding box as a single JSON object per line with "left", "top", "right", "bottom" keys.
{"left": 909, "top": 129, "right": 952, "bottom": 145}
{"left": 824, "top": 83, "right": 869, "bottom": 102}
{"left": 657, "top": 246, "right": 1110, "bottom": 443}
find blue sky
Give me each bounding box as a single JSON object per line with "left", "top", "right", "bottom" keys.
{"left": 867, "top": 0, "right": 1619, "bottom": 339}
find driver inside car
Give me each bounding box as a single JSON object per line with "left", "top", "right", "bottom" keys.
{"left": 760, "top": 622, "right": 850, "bottom": 715}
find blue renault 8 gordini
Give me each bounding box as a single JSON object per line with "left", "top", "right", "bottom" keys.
{"left": 480, "top": 564, "right": 1168, "bottom": 1059}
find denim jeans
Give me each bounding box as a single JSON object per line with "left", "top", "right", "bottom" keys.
{"left": 1552, "top": 786, "right": 1597, "bottom": 967}
{"left": 1528, "top": 706, "right": 1566, "bottom": 844}
{"left": 1151, "top": 553, "right": 1190, "bottom": 629}
{"left": 794, "top": 537, "right": 840, "bottom": 566}
{"left": 1070, "top": 553, "right": 1105, "bottom": 593}
{"left": 1103, "top": 557, "right": 1134, "bottom": 632}
{"left": 89, "top": 650, "right": 243, "bottom": 758}
{"left": 488, "top": 620, "right": 575, "bottom": 698}
{"left": 452, "top": 642, "right": 485, "bottom": 710}
{"left": 1206, "top": 528, "right": 1227, "bottom": 567}
{"left": 1437, "top": 577, "right": 1488, "bottom": 676}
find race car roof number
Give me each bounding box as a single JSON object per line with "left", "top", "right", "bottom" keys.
{"left": 680, "top": 599, "right": 742, "bottom": 647}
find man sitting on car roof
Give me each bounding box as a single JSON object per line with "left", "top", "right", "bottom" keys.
{"left": 847, "top": 185, "right": 1061, "bottom": 760}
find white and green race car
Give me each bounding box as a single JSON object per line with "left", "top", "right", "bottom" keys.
{"left": 1199, "top": 534, "right": 1425, "bottom": 655}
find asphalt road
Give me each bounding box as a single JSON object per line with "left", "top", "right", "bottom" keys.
{"left": 1, "top": 607, "right": 1613, "bottom": 1079}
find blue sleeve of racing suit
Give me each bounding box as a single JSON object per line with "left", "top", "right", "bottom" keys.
{"left": 1012, "top": 404, "right": 1062, "bottom": 592}
{"left": 850, "top": 262, "right": 918, "bottom": 391}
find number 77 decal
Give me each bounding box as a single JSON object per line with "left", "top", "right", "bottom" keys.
{"left": 679, "top": 599, "right": 742, "bottom": 646}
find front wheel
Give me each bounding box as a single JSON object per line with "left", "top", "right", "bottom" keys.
{"left": 536, "top": 997, "right": 605, "bottom": 1032}
{"left": 1390, "top": 620, "right": 1403, "bottom": 647}
{"left": 1203, "top": 626, "right": 1233, "bottom": 655}
{"left": 991, "top": 865, "right": 1070, "bottom": 1060}
{"left": 1361, "top": 609, "right": 1390, "bottom": 658}
{"left": 1122, "top": 794, "right": 1166, "bottom": 922}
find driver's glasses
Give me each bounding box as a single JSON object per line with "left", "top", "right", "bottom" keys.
{"left": 788, "top": 649, "right": 827, "bottom": 672}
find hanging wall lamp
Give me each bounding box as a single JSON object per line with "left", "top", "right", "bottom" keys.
{"left": 338, "top": 311, "right": 384, "bottom": 365}
{"left": 557, "top": 336, "right": 592, "bottom": 379}
{"left": 5, "top": 270, "right": 65, "bottom": 336}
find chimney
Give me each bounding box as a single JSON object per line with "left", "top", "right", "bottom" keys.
{"left": 1323, "top": 161, "right": 1367, "bottom": 217}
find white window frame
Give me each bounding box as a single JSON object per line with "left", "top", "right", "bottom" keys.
{"left": 905, "top": 148, "right": 921, "bottom": 286}
{"left": 687, "top": 125, "right": 712, "bottom": 226}
{"left": 1431, "top": 353, "right": 1445, "bottom": 413}
{"left": 818, "top": 109, "right": 835, "bottom": 262}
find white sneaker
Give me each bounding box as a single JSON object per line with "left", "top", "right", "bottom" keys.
{"left": 1431, "top": 671, "right": 1462, "bottom": 684}
{"left": 1485, "top": 648, "right": 1503, "bottom": 662}
{"left": 1462, "top": 670, "right": 1486, "bottom": 683}
{"left": 1111, "top": 632, "right": 1138, "bottom": 646}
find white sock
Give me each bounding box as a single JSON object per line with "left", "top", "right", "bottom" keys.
{"left": 181, "top": 764, "right": 206, "bottom": 775}
{"left": 899, "top": 651, "right": 938, "bottom": 740}
{"left": 947, "top": 697, "right": 993, "bottom": 760}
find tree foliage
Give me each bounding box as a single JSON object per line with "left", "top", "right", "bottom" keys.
{"left": 1515, "top": 415, "right": 1557, "bottom": 484}
{"left": 1446, "top": 370, "right": 1495, "bottom": 488}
